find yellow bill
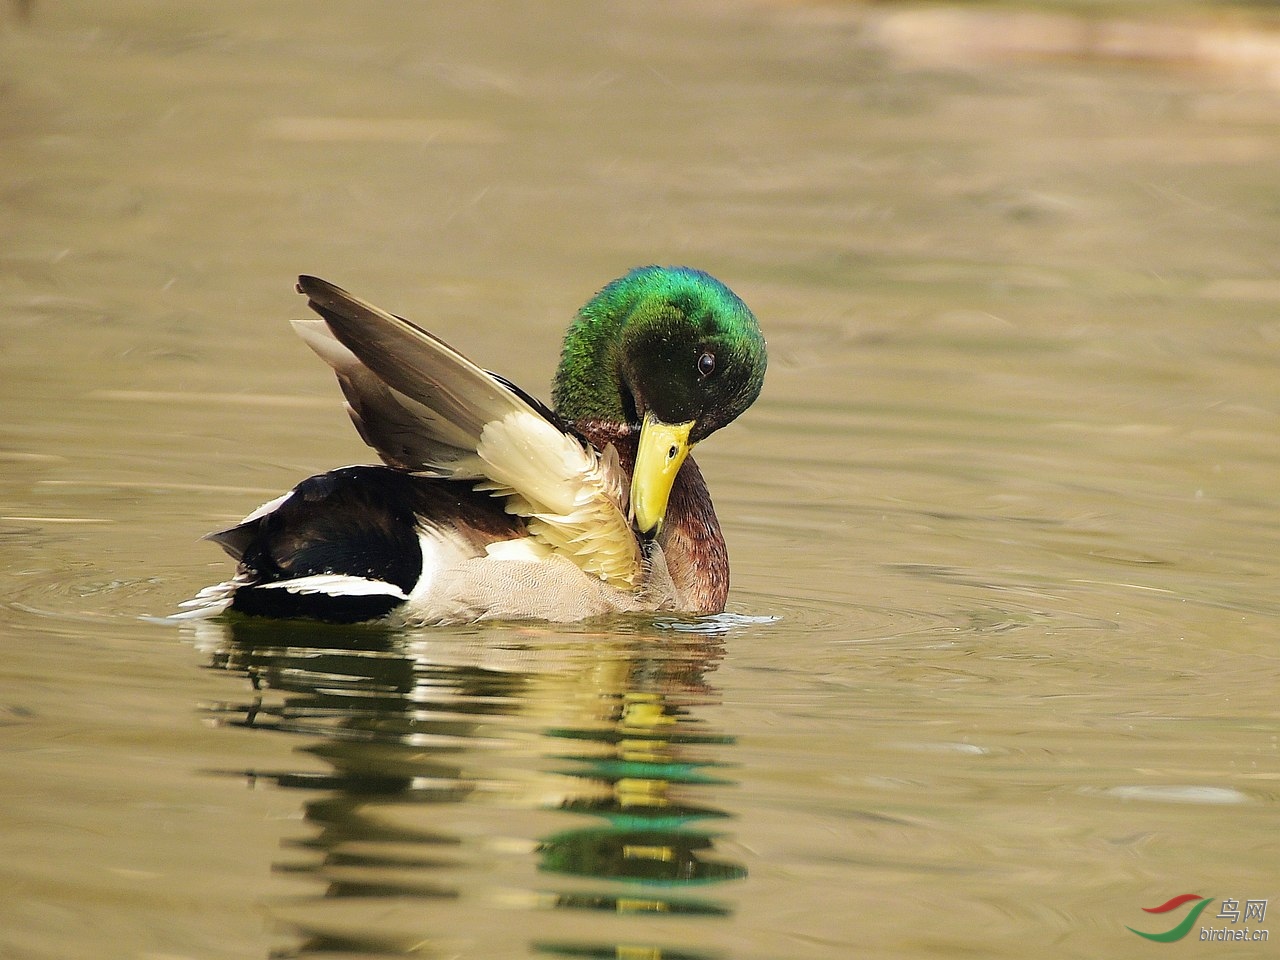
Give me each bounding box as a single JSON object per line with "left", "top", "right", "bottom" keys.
{"left": 631, "top": 413, "right": 695, "bottom": 535}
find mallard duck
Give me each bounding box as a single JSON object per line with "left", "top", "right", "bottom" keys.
{"left": 179, "top": 267, "right": 767, "bottom": 625}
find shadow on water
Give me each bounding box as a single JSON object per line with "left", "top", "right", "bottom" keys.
{"left": 191, "top": 615, "right": 748, "bottom": 959}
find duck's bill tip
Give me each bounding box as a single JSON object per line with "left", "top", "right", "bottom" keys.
{"left": 630, "top": 414, "right": 695, "bottom": 535}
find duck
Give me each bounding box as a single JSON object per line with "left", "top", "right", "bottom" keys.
{"left": 178, "top": 266, "right": 767, "bottom": 625}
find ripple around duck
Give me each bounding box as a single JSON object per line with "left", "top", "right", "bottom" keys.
{"left": 3, "top": 563, "right": 167, "bottom": 630}
{"left": 729, "top": 579, "right": 961, "bottom": 646}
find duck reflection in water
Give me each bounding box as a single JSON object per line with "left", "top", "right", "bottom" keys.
{"left": 194, "top": 615, "right": 747, "bottom": 958}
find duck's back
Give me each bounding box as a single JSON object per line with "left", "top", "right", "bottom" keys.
{"left": 183, "top": 462, "right": 703, "bottom": 625}
{"left": 204, "top": 467, "right": 522, "bottom": 623}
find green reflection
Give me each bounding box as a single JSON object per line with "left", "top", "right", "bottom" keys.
{"left": 533, "top": 942, "right": 724, "bottom": 960}
{"left": 197, "top": 616, "right": 745, "bottom": 959}
{"left": 540, "top": 827, "right": 746, "bottom": 885}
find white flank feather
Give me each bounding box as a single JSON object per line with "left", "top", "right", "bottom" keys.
{"left": 474, "top": 411, "right": 641, "bottom": 587}
{"left": 256, "top": 575, "right": 410, "bottom": 599}
{"left": 484, "top": 538, "right": 553, "bottom": 562}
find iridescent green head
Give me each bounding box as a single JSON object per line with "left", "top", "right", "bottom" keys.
{"left": 552, "top": 266, "right": 767, "bottom": 438}
{"left": 553, "top": 266, "right": 767, "bottom": 533}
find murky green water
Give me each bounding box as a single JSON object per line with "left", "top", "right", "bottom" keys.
{"left": 3, "top": 2, "right": 1278, "bottom": 958}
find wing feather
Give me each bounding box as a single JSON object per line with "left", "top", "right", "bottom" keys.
{"left": 293, "top": 276, "right": 642, "bottom": 587}
{"left": 474, "top": 411, "right": 639, "bottom": 587}
{"left": 292, "top": 318, "right": 481, "bottom": 473}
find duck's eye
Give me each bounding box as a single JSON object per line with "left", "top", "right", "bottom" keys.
{"left": 697, "top": 351, "right": 716, "bottom": 379}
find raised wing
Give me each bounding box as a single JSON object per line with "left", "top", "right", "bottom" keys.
{"left": 292, "top": 276, "right": 642, "bottom": 587}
